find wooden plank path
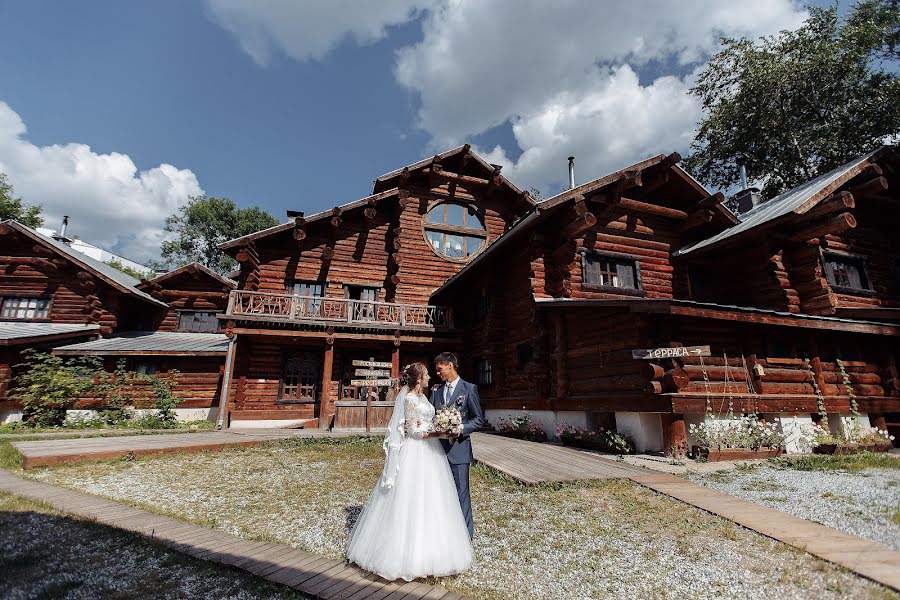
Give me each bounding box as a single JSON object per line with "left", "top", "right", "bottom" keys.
{"left": 0, "top": 468, "right": 466, "bottom": 600}
{"left": 472, "top": 433, "right": 900, "bottom": 592}
{"left": 12, "top": 429, "right": 372, "bottom": 469}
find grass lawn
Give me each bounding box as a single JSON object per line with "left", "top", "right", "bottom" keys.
{"left": 0, "top": 419, "right": 214, "bottom": 435}
{"left": 23, "top": 437, "right": 899, "bottom": 600}
{"left": 0, "top": 491, "right": 310, "bottom": 600}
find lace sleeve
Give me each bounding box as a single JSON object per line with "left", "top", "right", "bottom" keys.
{"left": 404, "top": 395, "right": 430, "bottom": 439}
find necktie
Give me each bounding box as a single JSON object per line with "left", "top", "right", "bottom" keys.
{"left": 445, "top": 383, "right": 452, "bottom": 405}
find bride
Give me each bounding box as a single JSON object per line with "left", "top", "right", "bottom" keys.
{"left": 346, "top": 362, "right": 474, "bottom": 581}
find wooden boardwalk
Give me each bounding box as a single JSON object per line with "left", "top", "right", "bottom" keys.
{"left": 11, "top": 429, "right": 371, "bottom": 469}
{"left": 472, "top": 433, "right": 900, "bottom": 592}
{"left": 0, "top": 468, "right": 465, "bottom": 600}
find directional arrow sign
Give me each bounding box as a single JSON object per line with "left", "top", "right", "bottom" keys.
{"left": 354, "top": 369, "right": 391, "bottom": 378}
{"left": 351, "top": 379, "right": 395, "bottom": 387}
{"left": 352, "top": 360, "right": 392, "bottom": 369}
{"left": 631, "top": 345, "right": 711, "bottom": 360}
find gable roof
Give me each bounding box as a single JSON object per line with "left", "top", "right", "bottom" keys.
{"left": 432, "top": 153, "right": 728, "bottom": 298}
{"left": 1, "top": 220, "right": 167, "bottom": 308}
{"left": 674, "top": 146, "right": 897, "bottom": 258}
{"left": 219, "top": 188, "right": 400, "bottom": 252}
{"left": 139, "top": 262, "right": 236, "bottom": 290}
{"left": 373, "top": 145, "right": 532, "bottom": 204}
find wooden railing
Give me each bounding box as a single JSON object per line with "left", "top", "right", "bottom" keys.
{"left": 226, "top": 290, "right": 452, "bottom": 329}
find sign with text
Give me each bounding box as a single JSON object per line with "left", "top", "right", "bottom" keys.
{"left": 350, "top": 379, "right": 395, "bottom": 387}
{"left": 354, "top": 368, "right": 391, "bottom": 378}
{"left": 632, "top": 345, "right": 711, "bottom": 360}
{"left": 352, "top": 360, "right": 392, "bottom": 369}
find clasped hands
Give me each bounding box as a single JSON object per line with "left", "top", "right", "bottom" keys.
{"left": 427, "top": 430, "right": 459, "bottom": 441}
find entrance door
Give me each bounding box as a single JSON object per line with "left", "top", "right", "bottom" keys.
{"left": 280, "top": 352, "right": 322, "bottom": 403}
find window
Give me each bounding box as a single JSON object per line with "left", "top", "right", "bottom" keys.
{"left": 0, "top": 297, "right": 50, "bottom": 320}
{"left": 822, "top": 254, "right": 871, "bottom": 292}
{"left": 345, "top": 285, "right": 380, "bottom": 321}
{"left": 281, "top": 352, "right": 321, "bottom": 402}
{"left": 583, "top": 254, "right": 640, "bottom": 290}
{"left": 289, "top": 279, "right": 326, "bottom": 317}
{"left": 176, "top": 311, "right": 220, "bottom": 333}
{"left": 135, "top": 362, "right": 159, "bottom": 376}
{"left": 516, "top": 343, "right": 533, "bottom": 370}
{"left": 688, "top": 266, "right": 716, "bottom": 302}
{"left": 474, "top": 357, "right": 494, "bottom": 385}
{"left": 423, "top": 202, "right": 487, "bottom": 261}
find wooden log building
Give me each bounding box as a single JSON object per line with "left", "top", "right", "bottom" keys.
{"left": 432, "top": 146, "right": 900, "bottom": 453}
{"left": 0, "top": 217, "right": 232, "bottom": 422}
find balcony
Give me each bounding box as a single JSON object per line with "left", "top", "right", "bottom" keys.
{"left": 225, "top": 290, "right": 453, "bottom": 330}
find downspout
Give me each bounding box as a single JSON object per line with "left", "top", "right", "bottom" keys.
{"left": 216, "top": 334, "right": 237, "bottom": 429}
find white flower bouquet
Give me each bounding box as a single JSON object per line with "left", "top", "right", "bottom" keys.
{"left": 433, "top": 406, "right": 464, "bottom": 436}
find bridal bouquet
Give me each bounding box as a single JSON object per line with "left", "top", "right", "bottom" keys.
{"left": 433, "top": 406, "right": 464, "bottom": 436}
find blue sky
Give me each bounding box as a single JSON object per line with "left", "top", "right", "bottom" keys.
{"left": 0, "top": 1, "right": 829, "bottom": 263}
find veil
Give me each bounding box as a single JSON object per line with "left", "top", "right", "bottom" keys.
{"left": 379, "top": 385, "right": 409, "bottom": 488}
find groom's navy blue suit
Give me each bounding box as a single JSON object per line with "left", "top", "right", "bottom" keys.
{"left": 430, "top": 377, "right": 484, "bottom": 539}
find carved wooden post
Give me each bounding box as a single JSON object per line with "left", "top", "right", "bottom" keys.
{"left": 320, "top": 339, "right": 334, "bottom": 429}
{"left": 661, "top": 413, "right": 688, "bottom": 457}
{"left": 391, "top": 345, "right": 400, "bottom": 380}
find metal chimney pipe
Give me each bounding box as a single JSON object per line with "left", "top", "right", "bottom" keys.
{"left": 59, "top": 216, "right": 69, "bottom": 238}
{"left": 738, "top": 160, "right": 748, "bottom": 191}
{"left": 568, "top": 156, "right": 575, "bottom": 189}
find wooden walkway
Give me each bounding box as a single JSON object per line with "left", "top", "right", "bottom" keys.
{"left": 0, "top": 468, "right": 465, "bottom": 600}
{"left": 471, "top": 433, "right": 900, "bottom": 592}
{"left": 12, "top": 429, "right": 371, "bottom": 469}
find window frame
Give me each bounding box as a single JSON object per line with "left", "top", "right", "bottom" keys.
{"left": 0, "top": 296, "right": 52, "bottom": 321}
{"left": 279, "top": 351, "right": 321, "bottom": 404}
{"left": 820, "top": 250, "right": 875, "bottom": 296}
{"left": 473, "top": 356, "right": 494, "bottom": 386}
{"left": 422, "top": 201, "right": 489, "bottom": 263}
{"left": 580, "top": 251, "right": 646, "bottom": 296}
{"left": 175, "top": 310, "right": 221, "bottom": 333}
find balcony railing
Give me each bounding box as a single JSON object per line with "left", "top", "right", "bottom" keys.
{"left": 226, "top": 290, "right": 452, "bottom": 329}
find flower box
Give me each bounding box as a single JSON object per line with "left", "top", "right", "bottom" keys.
{"left": 490, "top": 429, "right": 547, "bottom": 443}
{"left": 692, "top": 446, "right": 783, "bottom": 462}
{"left": 813, "top": 442, "right": 893, "bottom": 455}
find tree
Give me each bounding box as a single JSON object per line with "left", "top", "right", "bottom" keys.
{"left": 684, "top": 0, "right": 900, "bottom": 201}
{"left": 105, "top": 259, "right": 153, "bottom": 281}
{"left": 0, "top": 173, "right": 43, "bottom": 228}
{"left": 160, "top": 196, "right": 279, "bottom": 274}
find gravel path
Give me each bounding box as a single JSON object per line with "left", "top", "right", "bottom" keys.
{"left": 25, "top": 438, "right": 897, "bottom": 600}
{"left": 689, "top": 465, "right": 900, "bottom": 551}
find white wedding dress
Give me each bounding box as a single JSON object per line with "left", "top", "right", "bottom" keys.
{"left": 346, "top": 387, "right": 474, "bottom": 581}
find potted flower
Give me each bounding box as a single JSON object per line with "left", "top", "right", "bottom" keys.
{"left": 689, "top": 415, "right": 786, "bottom": 461}
{"left": 557, "top": 423, "right": 635, "bottom": 455}
{"left": 491, "top": 412, "right": 548, "bottom": 442}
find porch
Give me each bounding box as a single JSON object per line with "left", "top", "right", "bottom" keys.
{"left": 224, "top": 290, "right": 453, "bottom": 330}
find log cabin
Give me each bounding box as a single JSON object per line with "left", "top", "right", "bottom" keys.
{"left": 49, "top": 263, "right": 235, "bottom": 420}
{"left": 216, "top": 145, "right": 534, "bottom": 429}
{"left": 432, "top": 147, "right": 900, "bottom": 454}
{"left": 0, "top": 219, "right": 168, "bottom": 421}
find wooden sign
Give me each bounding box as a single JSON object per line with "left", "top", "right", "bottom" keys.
{"left": 351, "top": 378, "right": 394, "bottom": 387}
{"left": 632, "top": 345, "right": 711, "bottom": 360}
{"left": 352, "top": 360, "right": 392, "bottom": 368}
{"left": 354, "top": 368, "right": 390, "bottom": 378}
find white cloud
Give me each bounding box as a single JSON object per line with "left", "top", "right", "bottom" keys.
{"left": 0, "top": 101, "right": 202, "bottom": 263}
{"left": 394, "top": 0, "right": 808, "bottom": 192}
{"left": 206, "top": 0, "right": 436, "bottom": 65}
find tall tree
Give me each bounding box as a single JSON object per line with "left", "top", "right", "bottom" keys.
{"left": 0, "top": 173, "right": 43, "bottom": 228}
{"left": 160, "top": 196, "right": 279, "bottom": 274}
{"left": 684, "top": 0, "right": 900, "bottom": 202}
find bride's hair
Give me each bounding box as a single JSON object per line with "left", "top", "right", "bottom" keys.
{"left": 398, "top": 362, "right": 428, "bottom": 389}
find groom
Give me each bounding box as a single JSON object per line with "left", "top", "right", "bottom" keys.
{"left": 430, "top": 352, "right": 484, "bottom": 539}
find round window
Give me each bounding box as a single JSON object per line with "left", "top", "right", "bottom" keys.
{"left": 423, "top": 202, "right": 487, "bottom": 261}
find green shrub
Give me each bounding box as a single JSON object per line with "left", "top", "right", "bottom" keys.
{"left": 14, "top": 351, "right": 99, "bottom": 427}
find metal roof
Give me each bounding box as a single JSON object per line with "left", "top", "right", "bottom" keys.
{"left": 0, "top": 322, "right": 101, "bottom": 344}
{"left": 53, "top": 331, "right": 229, "bottom": 355}
{"left": 673, "top": 147, "right": 891, "bottom": 257}
{"left": 2, "top": 220, "right": 166, "bottom": 307}
{"left": 142, "top": 262, "right": 236, "bottom": 289}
